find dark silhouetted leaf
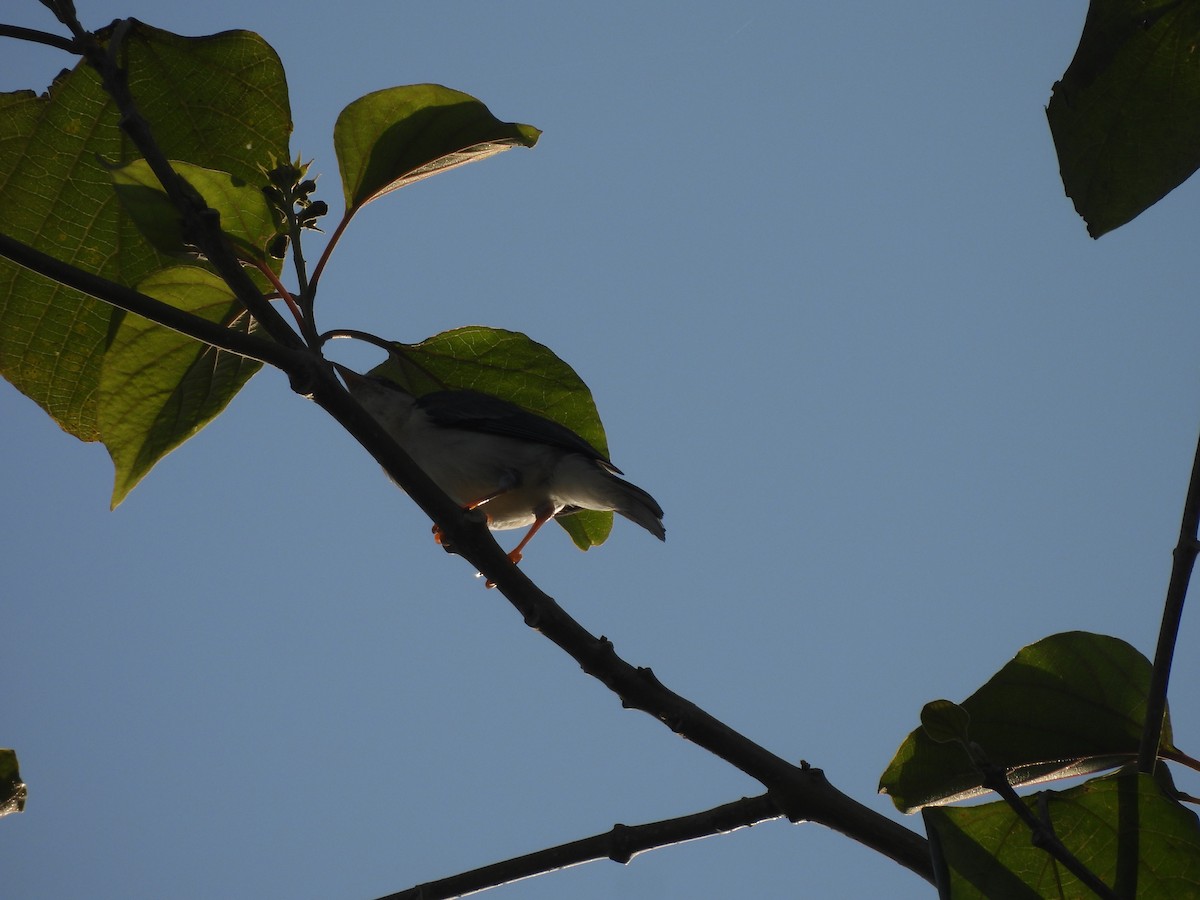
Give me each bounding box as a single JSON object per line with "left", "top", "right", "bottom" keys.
{"left": 880, "top": 632, "right": 1176, "bottom": 812}
{"left": 1048, "top": 0, "right": 1200, "bottom": 237}
{"left": 922, "top": 700, "right": 972, "bottom": 746}
{"left": 925, "top": 768, "right": 1200, "bottom": 898}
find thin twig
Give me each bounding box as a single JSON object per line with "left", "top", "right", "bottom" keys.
{"left": 250, "top": 257, "right": 304, "bottom": 330}
{"left": 318, "top": 330, "right": 450, "bottom": 391}
{"left": 1138, "top": 423, "right": 1200, "bottom": 772}
{"left": 1161, "top": 746, "right": 1200, "bottom": 773}
{"left": 376, "top": 794, "right": 782, "bottom": 900}
{"left": 307, "top": 210, "right": 352, "bottom": 295}
{"left": 319, "top": 328, "right": 394, "bottom": 351}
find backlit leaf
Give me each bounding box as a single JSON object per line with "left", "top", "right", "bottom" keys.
{"left": 100, "top": 267, "right": 261, "bottom": 506}
{"left": 334, "top": 84, "right": 539, "bottom": 212}
{"left": 111, "top": 159, "right": 281, "bottom": 263}
{"left": 0, "top": 22, "right": 290, "bottom": 439}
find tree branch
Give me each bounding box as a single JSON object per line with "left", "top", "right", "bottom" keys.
{"left": 377, "top": 794, "right": 782, "bottom": 900}
{"left": 305, "top": 365, "right": 933, "bottom": 884}
{"left": 1138, "top": 421, "right": 1200, "bottom": 772}
{"left": 0, "top": 230, "right": 301, "bottom": 370}
{"left": 31, "top": 7, "right": 935, "bottom": 889}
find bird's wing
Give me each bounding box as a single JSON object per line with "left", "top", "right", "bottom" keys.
{"left": 416, "top": 389, "right": 618, "bottom": 468}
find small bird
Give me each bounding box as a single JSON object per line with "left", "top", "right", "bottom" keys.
{"left": 336, "top": 365, "right": 665, "bottom": 566}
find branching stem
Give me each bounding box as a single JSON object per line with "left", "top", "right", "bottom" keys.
{"left": 250, "top": 258, "right": 304, "bottom": 330}
{"left": 377, "top": 794, "right": 782, "bottom": 900}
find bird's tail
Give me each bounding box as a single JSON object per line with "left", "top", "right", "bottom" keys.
{"left": 605, "top": 472, "right": 666, "bottom": 541}
{"left": 554, "top": 454, "right": 666, "bottom": 541}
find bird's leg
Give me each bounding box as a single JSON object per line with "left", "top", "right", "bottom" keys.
{"left": 430, "top": 484, "right": 511, "bottom": 547}
{"left": 481, "top": 506, "right": 555, "bottom": 589}
{"left": 505, "top": 505, "right": 556, "bottom": 565}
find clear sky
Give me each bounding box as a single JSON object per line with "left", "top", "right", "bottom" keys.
{"left": 4, "top": 2, "right": 1199, "bottom": 898}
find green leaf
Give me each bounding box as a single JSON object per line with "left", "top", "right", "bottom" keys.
{"left": 368, "top": 326, "right": 613, "bottom": 550}
{"left": 0, "top": 22, "right": 291, "bottom": 440}
{"left": 1047, "top": 0, "right": 1200, "bottom": 237}
{"left": 0, "top": 749, "right": 25, "bottom": 818}
{"left": 924, "top": 768, "right": 1200, "bottom": 898}
{"left": 333, "top": 84, "right": 540, "bottom": 212}
{"left": 111, "top": 160, "right": 281, "bottom": 263}
{"left": 100, "top": 267, "right": 262, "bottom": 507}
{"left": 921, "top": 700, "right": 972, "bottom": 746}
{"left": 554, "top": 504, "right": 617, "bottom": 551}
{"left": 880, "top": 632, "right": 1176, "bottom": 813}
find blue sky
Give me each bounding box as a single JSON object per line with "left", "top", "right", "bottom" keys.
{"left": 4, "top": 2, "right": 1199, "bottom": 898}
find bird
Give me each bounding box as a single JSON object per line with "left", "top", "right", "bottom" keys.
{"left": 336, "top": 364, "right": 665, "bottom": 567}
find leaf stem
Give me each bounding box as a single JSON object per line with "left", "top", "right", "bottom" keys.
{"left": 1161, "top": 746, "right": 1200, "bottom": 773}
{"left": 317, "top": 327, "right": 394, "bottom": 352}
{"left": 307, "top": 210, "right": 352, "bottom": 296}
{"left": 317, "top": 329, "right": 448, "bottom": 390}
{"left": 250, "top": 258, "right": 304, "bottom": 330}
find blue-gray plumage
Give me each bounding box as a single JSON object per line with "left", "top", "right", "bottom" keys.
{"left": 336, "top": 365, "right": 664, "bottom": 564}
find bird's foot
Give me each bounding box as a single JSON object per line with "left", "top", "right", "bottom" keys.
{"left": 431, "top": 523, "right": 456, "bottom": 555}
{"left": 480, "top": 549, "right": 525, "bottom": 589}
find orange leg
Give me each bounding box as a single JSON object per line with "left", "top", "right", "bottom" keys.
{"left": 426, "top": 482, "right": 556, "bottom": 588}
{"left": 482, "top": 509, "right": 554, "bottom": 589}
{"left": 431, "top": 485, "right": 511, "bottom": 546}
{"left": 505, "top": 509, "right": 555, "bottom": 565}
